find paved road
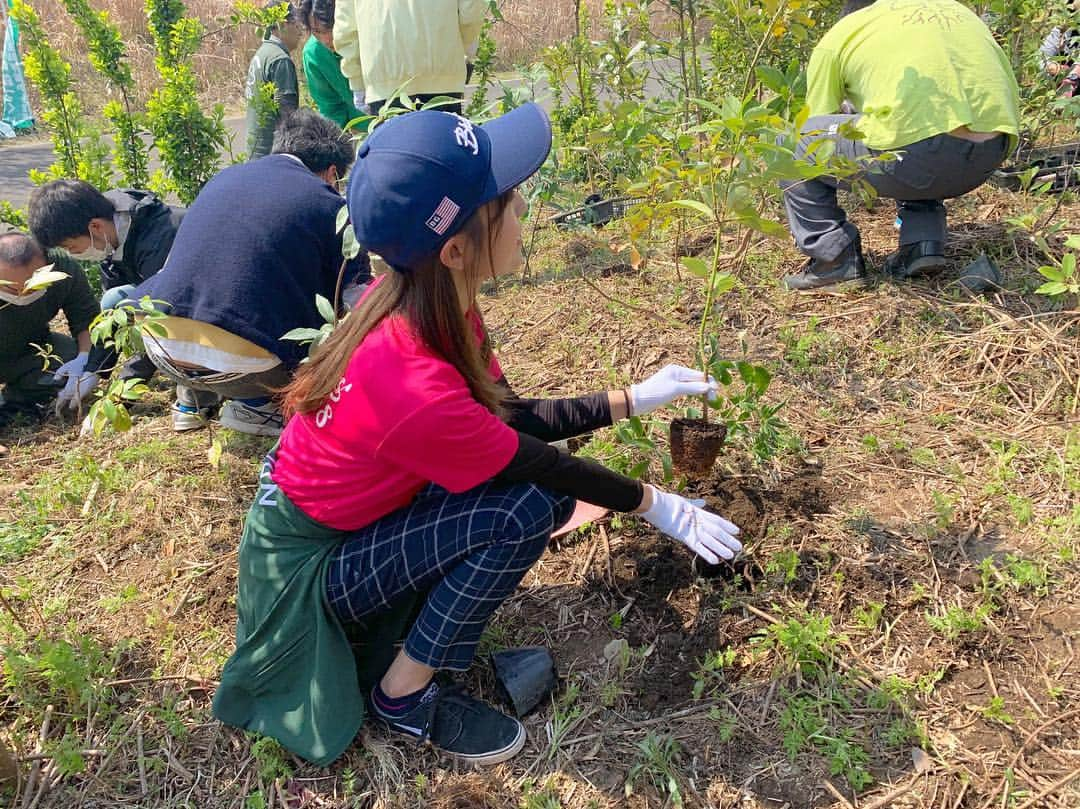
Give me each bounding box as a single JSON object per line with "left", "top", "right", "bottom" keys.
{"left": 0, "top": 116, "right": 248, "bottom": 212}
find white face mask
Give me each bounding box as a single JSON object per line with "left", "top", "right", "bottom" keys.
{"left": 0, "top": 287, "right": 46, "bottom": 306}
{"left": 70, "top": 228, "right": 113, "bottom": 263}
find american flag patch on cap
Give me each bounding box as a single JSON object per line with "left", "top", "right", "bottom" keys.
{"left": 426, "top": 196, "right": 461, "bottom": 235}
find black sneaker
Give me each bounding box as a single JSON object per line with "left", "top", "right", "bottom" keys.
{"left": 372, "top": 681, "right": 526, "bottom": 766}
{"left": 883, "top": 240, "right": 947, "bottom": 280}
{"left": 783, "top": 241, "right": 866, "bottom": 291}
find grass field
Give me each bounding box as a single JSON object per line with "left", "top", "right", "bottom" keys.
{"left": 1, "top": 177, "right": 1077, "bottom": 807}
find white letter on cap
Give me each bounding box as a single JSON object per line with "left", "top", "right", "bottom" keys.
{"left": 453, "top": 116, "right": 479, "bottom": 156}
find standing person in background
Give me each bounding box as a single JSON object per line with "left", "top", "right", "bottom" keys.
{"left": 1040, "top": 1, "right": 1079, "bottom": 97}
{"left": 333, "top": 0, "right": 486, "bottom": 116}
{"left": 298, "top": 0, "right": 366, "bottom": 131}
{"left": 245, "top": 0, "right": 303, "bottom": 160}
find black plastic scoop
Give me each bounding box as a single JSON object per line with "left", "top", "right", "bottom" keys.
{"left": 490, "top": 646, "right": 558, "bottom": 717}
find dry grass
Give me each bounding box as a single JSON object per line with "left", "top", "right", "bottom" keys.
{"left": 1, "top": 180, "right": 1078, "bottom": 808}
{"left": 1, "top": 0, "right": 263, "bottom": 111}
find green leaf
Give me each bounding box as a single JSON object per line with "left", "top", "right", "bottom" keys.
{"left": 688, "top": 96, "right": 725, "bottom": 117}
{"left": 1065, "top": 235, "right": 1080, "bottom": 250}
{"left": 315, "top": 294, "right": 336, "bottom": 325}
{"left": 667, "top": 199, "right": 715, "bottom": 220}
{"left": 1061, "top": 252, "right": 1076, "bottom": 275}
{"left": 1036, "top": 281, "right": 1069, "bottom": 296}
{"left": 280, "top": 327, "right": 325, "bottom": 343}
{"left": 207, "top": 439, "right": 223, "bottom": 469}
{"left": 23, "top": 265, "right": 69, "bottom": 292}
{"left": 341, "top": 223, "right": 361, "bottom": 260}
{"left": 755, "top": 64, "right": 787, "bottom": 94}
{"left": 680, "top": 256, "right": 709, "bottom": 278}
{"left": 711, "top": 273, "right": 736, "bottom": 294}
{"left": 113, "top": 406, "right": 132, "bottom": 432}
{"left": 753, "top": 365, "right": 772, "bottom": 390}
{"left": 1038, "top": 265, "right": 1065, "bottom": 282}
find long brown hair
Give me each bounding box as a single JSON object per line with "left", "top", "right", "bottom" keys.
{"left": 282, "top": 191, "right": 514, "bottom": 417}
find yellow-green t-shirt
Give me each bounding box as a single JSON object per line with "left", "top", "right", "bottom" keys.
{"left": 806, "top": 0, "right": 1020, "bottom": 150}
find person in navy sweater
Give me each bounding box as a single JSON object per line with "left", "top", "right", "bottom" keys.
{"left": 95, "top": 109, "right": 369, "bottom": 435}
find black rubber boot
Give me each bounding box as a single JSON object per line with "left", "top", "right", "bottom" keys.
{"left": 884, "top": 240, "right": 947, "bottom": 280}
{"left": 783, "top": 240, "right": 866, "bottom": 291}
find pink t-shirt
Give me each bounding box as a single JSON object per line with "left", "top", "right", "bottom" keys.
{"left": 271, "top": 312, "right": 518, "bottom": 531}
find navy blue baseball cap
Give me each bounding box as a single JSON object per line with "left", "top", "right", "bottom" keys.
{"left": 346, "top": 103, "right": 552, "bottom": 271}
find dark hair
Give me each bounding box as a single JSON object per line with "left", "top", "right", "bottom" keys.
{"left": 841, "top": 0, "right": 876, "bottom": 15}
{"left": 271, "top": 108, "right": 355, "bottom": 174}
{"left": 27, "top": 180, "right": 115, "bottom": 249}
{"left": 283, "top": 191, "right": 516, "bottom": 417}
{"left": 297, "top": 0, "right": 334, "bottom": 33}
{"left": 0, "top": 231, "right": 46, "bottom": 269}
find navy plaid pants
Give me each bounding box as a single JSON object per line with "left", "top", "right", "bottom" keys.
{"left": 325, "top": 481, "right": 575, "bottom": 671}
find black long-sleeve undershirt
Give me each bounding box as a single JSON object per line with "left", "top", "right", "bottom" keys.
{"left": 495, "top": 376, "right": 614, "bottom": 442}
{"left": 493, "top": 432, "right": 645, "bottom": 513}
{"left": 492, "top": 376, "right": 644, "bottom": 512}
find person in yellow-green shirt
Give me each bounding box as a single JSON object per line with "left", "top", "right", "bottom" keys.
{"left": 333, "top": 0, "right": 486, "bottom": 116}
{"left": 781, "top": 0, "right": 1020, "bottom": 291}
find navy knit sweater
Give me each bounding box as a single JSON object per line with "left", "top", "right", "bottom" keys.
{"left": 135, "top": 155, "right": 367, "bottom": 369}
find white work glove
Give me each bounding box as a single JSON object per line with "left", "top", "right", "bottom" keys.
{"left": 638, "top": 485, "right": 742, "bottom": 564}
{"left": 629, "top": 363, "right": 718, "bottom": 416}
{"left": 53, "top": 352, "right": 98, "bottom": 414}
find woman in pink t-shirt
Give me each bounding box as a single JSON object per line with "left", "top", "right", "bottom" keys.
{"left": 226, "top": 104, "right": 742, "bottom": 767}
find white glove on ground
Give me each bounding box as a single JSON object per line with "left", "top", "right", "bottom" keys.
{"left": 53, "top": 353, "right": 98, "bottom": 413}
{"left": 629, "top": 363, "right": 718, "bottom": 416}
{"left": 639, "top": 485, "right": 742, "bottom": 564}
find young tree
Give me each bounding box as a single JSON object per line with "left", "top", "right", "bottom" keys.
{"left": 144, "top": 0, "right": 227, "bottom": 204}
{"left": 9, "top": 0, "right": 83, "bottom": 181}
{"left": 61, "top": 0, "right": 150, "bottom": 188}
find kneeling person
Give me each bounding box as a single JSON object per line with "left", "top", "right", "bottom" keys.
{"left": 28, "top": 180, "right": 186, "bottom": 384}
{"left": 28, "top": 181, "right": 185, "bottom": 305}
{"left": 781, "top": 0, "right": 1020, "bottom": 290}
{"left": 0, "top": 233, "right": 99, "bottom": 423}
{"left": 212, "top": 105, "right": 743, "bottom": 768}
{"left": 131, "top": 109, "right": 367, "bottom": 436}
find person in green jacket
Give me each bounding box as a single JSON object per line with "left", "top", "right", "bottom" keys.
{"left": 298, "top": 0, "right": 367, "bottom": 131}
